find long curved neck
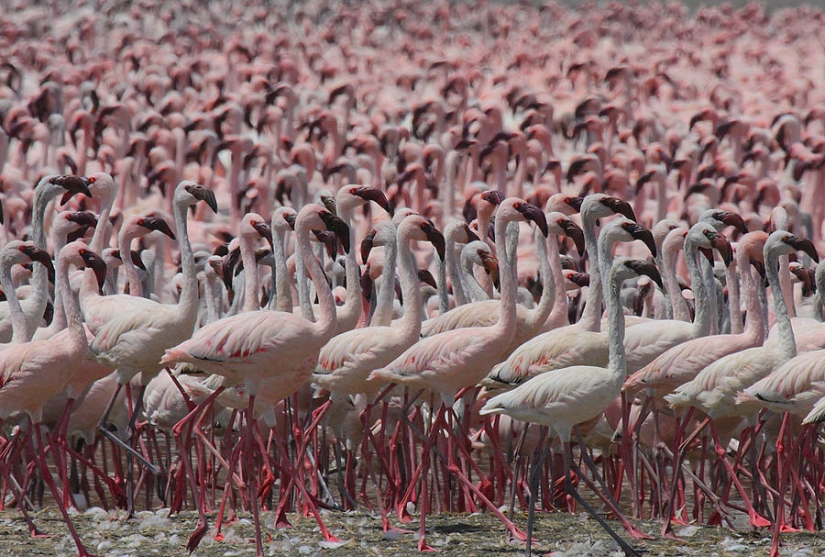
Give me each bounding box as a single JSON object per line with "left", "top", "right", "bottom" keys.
{"left": 525, "top": 227, "right": 554, "bottom": 331}
{"left": 578, "top": 209, "right": 602, "bottom": 331}
{"left": 740, "top": 260, "right": 765, "bottom": 341}
{"left": 662, "top": 238, "right": 689, "bottom": 321}
{"left": 703, "top": 258, "right": 720, "bottom": 335}
{"left": 240, "top": 235, "right": 260, "bottom": 312}
{"left": 494, "top": 216, "right": 517, "bottom": 336}
{"left": 58, "top": 257, "right": 86, "bottom": 350}
{"left": 271, "top": 229, "right": 293, "bottom": 312}
{"left": 31, "top": 186, "right": 56, "bottom": 313}
{"left": 336, "top": 205, "right": 362, "bottom": 332}
{"left": 296, "top": 220, "right": 336, "bottom": 340}
{"left": 726, "top": 258, "right": 742, "bottom": 334}
{"left": 766, "top": 251, "right": 797, "bottom": 361}
{"left": 90, "top": 188, "right": 115, "bottom": 254}
{"left": 296, "top": 243, "right": 315, "bottom": 321}
{"left": 606, "top": 269, "right": 627, "bottom": 379}
{"left": 396, "top": 230, "right": 423, "bottom": 337}
{"left": 446, "top": 231, "right": 468, "bottom": 306}
{"left": 173, "top": 198, "right": 198, "bottom": 326}
{"left": 545, "top": 232, "right": 568, "bottom": 328}
{"left": 462, "top": 251, "right": 490, "bottom": 303}
{"left": 371, "top": 232, "right": 398, "bottom": 327}
{"left": 684, "top": 240, "right": 712, "bottom": 336}
{"left": 119, "top": 232, "right": 143, "bottom": 297}
{"left": 1, "top": 262, "right": 29, "bottom": 343}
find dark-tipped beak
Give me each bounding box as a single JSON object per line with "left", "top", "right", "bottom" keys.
{"left": 699, "top": 246, "right": 715, "bottom": 265}
{"left": 354, "top": 186, "right": 392, "bottom": 214}
{"left": 785, "top": 235, "right": 820, "bottom": 263}
{"left": 129, "top": 250, "right": 147, "bottom": 271}
{"left": 142, "top": 216, "right": 177, "bottom": 240}
{"left": 600, "top": 196, "right": 637, "bottom": 222}
{"left": 22, "top": 246, "right": 54, "bottom": 275}
{"left": 313, "top": 230, "right": 339, "bottom": 259}
{"left": 253, "top": 221, "right": 274, "bottom": 249}
{"left": 559, "top": 219, "right": 585, "bottom": 255}
{"left": 564, "top": 195, "right": 584, "bottom": 212}
{"left": 361, "top": 229, "right": 376, "bottom": 263}
{"left": 791, "top": 265, "right": 816, "bottom": 294}
{"left": 80, "top": 249, "right": 107, "bottom": 290}
{"left": 68, "top": 211, "right": 98, "bottom": 228}
{"left": 569, "top": 271, "right": 590, "bottom": 288}
{"left": 188, "top": 184, "right": 218, "bottom": 213}
{"left": 479, "top": 250, "right": 499, "bottom": 287}
{"left": 480, "top": 190, "right": 504, "bottom": 206}
{"left": 284, "top": 212, "right": 297, "bottom": 230}
{"left": 750, "top": 258, "right": 766, "bottom": 280}
{"left": 423, "top": 222, "right": 446, "bottom": 261}
{"left": 635, "top": 171, "right": 654, "bottom": 192}
{"left": 627, "top": 259, "right": 663, "bottom": 289}
{"left": 718, "top": 211, "right": 748, "bottom": 235}
{"left": 464, "top": 223, "right": 480, "bottom": 243}
{"left": 566, "top": 157, "right": 590, "bottom": 182}
{"left": 712, "top": 234, "right": 734, "bottom": 266}
{"left": 320, "top": 211, "right": 351, "bottom": 253}
{"left": 516, "top": 202, "right": 549, "bottom": 237}
{"left": 417, "top": 269, "right": 437, "bottom": 290}
{"left": 221, "top": 248, "right": 241, "bottom": 290}
{"left": 625, "top": 223, "right": 657, "bottom": 257}
{"left": 56, "top": 175, "right": 93, "bottom": 204}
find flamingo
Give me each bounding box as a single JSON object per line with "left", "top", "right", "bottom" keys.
{"left": 369, "top": 197, "right": 547, "bottom": 551}
{"left": 0, "top": 241, "right": 104, "bottom": 557}
{"left": 481, "top": 257, "right": 661, "bottom": 556}
{"left": 159, "top": 203, "right": 350, "bottom": 556}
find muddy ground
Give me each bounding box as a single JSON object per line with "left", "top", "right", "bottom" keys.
{"left": 1, "top": 506, "right": 823, "bottom": 557}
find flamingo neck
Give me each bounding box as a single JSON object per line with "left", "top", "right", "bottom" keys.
{"left": 396, "top": 229, "right": 423, "bottom": 337}
{"left": 546, "top": 232, "right": 568, "bottom": 328}
{"left": 606, "top": 268, "right": 627, "bottom": 379}
{"left": 240, "top": 234, "right": 261, "bottom": 312}
{"left": 90, "top": 187, "right": 115, "bottom": 254}
{"left": 119, "top": 232, "right": 144, "bottom": 298}
{"left": 462, "top": 249, "right": 490, "bottom": 303}
{"left": 1, "top": 262, "right": 29, "bottom": 343}
{"left": 766, "top": 251, "right": 797, "bottom": 361}
{"left": 683, "top": 238, "right": 712, "bottom": 337}
{"left": 173, "top": 197, "right": 198, "bottom": 328}
{"left": 725, "top": 259, "right": 742, "bottom": 334}
{"left": 296, "top": 221, "right": 336, "bottom": 340}
{"left": 525, "top": 226, "right": 554, "bottom": 331}
{"left": 494, "top": 216, "right": 517, "bottom": 338}
{"left": 447, "top": 233, "right": 469, "bottom": 306}
{"left": 578, "top": 209, "right": 601, "bottom": 332}
{"left": 740, "top": 258, "right": 765, "bottom": 342}
{"left": 272, "top": 228, "right": 293, "bottom": 312}
{"left": 58, "top": 256, "right": 86, "bottom": 352}
{"left": 335, "top": 205, "right": 361, "bottom": 332}
{"left": 371, "top": 229, "right": 398, "bottom": 327}
{"left": 662, "top": 236, "right": 688, "bottom": 321}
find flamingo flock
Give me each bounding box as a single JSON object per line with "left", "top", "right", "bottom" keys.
{"left": 2, "top": 1, "right": 825, "bottom": 556}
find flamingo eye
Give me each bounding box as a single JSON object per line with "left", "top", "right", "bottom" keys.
{"left": 89, "top": 177, "right": 96, "bottom": 183}
{"left": 137, "top": 219, "right": 145, "bottom": 226}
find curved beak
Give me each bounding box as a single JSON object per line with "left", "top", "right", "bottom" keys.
{"left": 423, "top": 221, "right": 446, "bottom": 261}
{"left": 711, "top": 233, "right": 734, "bottom": 266}
{"left": 68, "top": 211, "right": 98, "bottom": 229}
{"left": 463, "top": 223, "right": 480, "bottom": 243}
{"left": 480, "top": 190, "right": 504, "bottom": 206}
{"left": 717, "top": 211, "right": 748, "bottom": 235}
{"left": 784, "top": 235, "right": 820, "bottom": 263}
{"left": 187, "top": 184, "right": 219, "bottom": 213}
{"left": 600, "top": 196, "right": 637, "bottom": 221}
{"left": 283, "top": 212, "right": 297, "bottom": 230}
{"left": 361, "top": 229, "right": 377, "bottom": 263}
{"left": 750, "top": 258, "right": 766, "bottom": 281}
{"left": 56, "top": 175, "right": 93, "bottom": 204}
{"left": 635, "top": 170, "right": 654, "bottom": 193}
{"left": 313, "top": 230, "right": 339, "bottom": 259}
{"left": 80, "top": 248, "right": 107, "bottom": 290}
{"left": 791, "top": 265, "right": 816, "bottom": 295}
{"left": 142, "top": 216, "right": 177, "bottom": 240}
{"left": 559, "top": 219, "right": 585, "bottom": 255}
{"left": 354, "top": 186, "right": 392, "bottom": 214}
{"left": 319, "top": 211, "right": 351, "bottom": 254}
{"left": 564, "top": 195, "right": 584, "bottom": 212}
{"left": 626, "top": 259, "right": 663, "bottom": 289}
{"left": 252, "top": 221, "right": 274, "bottom": 250}
{"left": 479, "top": 250, "right": 499, "bottom": 288}
{"left": 624, "top": 222, "right": 657, "bottom": 257}
{"left": 22, "top": 245, "right": 54, "bottom": 276}
{"left": 568, "top": 271, "right": 590, "bottom": 288}
{"left": 221, "top": 247, "right": 241, "bottom": 290}
{"left": 417, "top": 269, "right": 437, "bottom": 290}
{"left": 516, "top": 202, "right": 549, "bottom": 237}
{"left": 128, "top": 250, "right": 147, "bottom": 271}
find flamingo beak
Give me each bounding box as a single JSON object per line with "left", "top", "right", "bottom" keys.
{"left": 283, "top": 212, "right": 297, "bottom": 230}
{"left": 463, "top": 223, "right": 480, "bottom": 243}
{"left": 319, "top": 212, "right": 351, "bottom": 254}
{"left": 252, "top": 221, "right": 274, "bottom": 250}
{"left": 354, "top": 186, "right": 392, "bottom": 214}
{"left": 626, "top": 259, "right": 663, "bottom": 289}
{"left": 785, "top": 235, "right": 820, "bottom": 263}
{"left": 480, "top": 190, "right": 504, "bottom": 206}
{"left": 559, "top": 219, "right": 585, "bottom": 255}
{"left": 361, "top": 229, "right": 377, "bottom": 263}
{"left": 221, "top": 248, "right": 241, "bottom": 290}
{"left": 479, "top": 250, "right": 499, "bottom": 287}
{"left": 624, "top": 222, "right": 657, "bottom": 257}
{"left": 711, "top": 234, "right": 734, "bottom": 266}
{"left": 187, "top": 184, "right": 219, "bottom": 213}
{"left": 422, "top": 222, "right": 446, "bottom": 261}
{"left": 57, "top": 175, "right": 93, "bottom": 204}
{"left": 564, "top": 195, "right": 584, "bottom": 212}
{"left": 568, "top": 271, "right": 590, "bottom": 288}
{"left": 313, "top": 230, "right": 339, "bottom": 259}
{"left": 516, "top": 202, "right": 549, "bottom": 237}
{"left": 717, "top": 211, "right": 748, "bottom": 234}
{"left": 22, "top": 245, "right": 54, "bottom": 275}
{"left": 80, "top": 248, "right": 107, "bottom": 290}
{"left": 68, "top": 211, "right": 98, "bottom": 228}
{"left": 417, "top": 269, "right": 437, "bottom": 290}
{"left": 750, "top": 258, "right": 766, "bottom": 280}
{"left": 600, "top": 196, "right": 637, "bottom": 221}
{"left": 142, "top": 216, "right": 177, "bottom": 240}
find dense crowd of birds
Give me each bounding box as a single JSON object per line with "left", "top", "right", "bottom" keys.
{"left": 1, "top": 1, "right": 825, "bottom": 556}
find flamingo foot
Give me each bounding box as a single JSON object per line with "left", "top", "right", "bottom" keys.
{"left": 625, "top": 524, "right": 653, "bottom": 541}
{"left": 418, "top": 539, "right": 438, "bottom": 552}
{"left": 384, "top": 525, "right": 416, "bottom": 536}
{"left": 707, "top": 511, "right": 723, "bottom": 526}
{"left": 274, "top": 510, "right": 292, "bottom": 530}
{"left": 749, "top": 512, "right": 771, "bottom": 529}
{"left": 779, "top": 523, "right": 800, "bottom": 533}
{"left": 30, "top": 531, "right": 55, "bottom": 539}
{"left": 186, "top": 522, "right": 208, "bottom": 552}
